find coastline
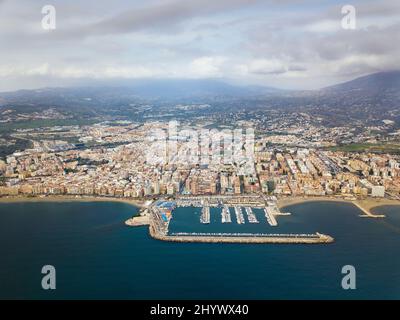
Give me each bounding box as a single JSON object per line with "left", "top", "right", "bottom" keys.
{"left": 1, "top": 194, "right": 398, "bottom": 218}
{"left": 277, "top": 196, "right": 400, "bottom": 217}
{"left": 0, "top": 195, "right": 145, "bottom": 209}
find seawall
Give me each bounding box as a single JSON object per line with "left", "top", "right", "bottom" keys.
{"left": 149, "top": 226, "right": 334, "bottom": 244}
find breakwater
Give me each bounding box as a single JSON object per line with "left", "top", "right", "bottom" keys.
{"left": 149, "top": 225, "right": 334, "bottom": 244}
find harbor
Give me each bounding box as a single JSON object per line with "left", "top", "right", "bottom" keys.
{"left": 146, "top": 195, "right": 334, "bottom": 245}
{"left": 176, "top": 195, "right": 289, "bottom": 226}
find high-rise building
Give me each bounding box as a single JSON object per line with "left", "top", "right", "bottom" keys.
{"left": 153, "top": 180, "right": 160, "bottom": 195}
{"left": 167, "top": 184, "right": 175, "bottom": 195}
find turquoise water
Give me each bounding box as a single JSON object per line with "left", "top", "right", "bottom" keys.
{"left": 0, "top": 201, "right": 399, "bottom": 299}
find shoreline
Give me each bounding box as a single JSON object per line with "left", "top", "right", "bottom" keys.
{"left": 2, "top": 194, "right": 397, "bottom": 244}
{"left": 1, "top": 194, "right": 398, "bottom": 217}
{"left": 277, "top": 196, "right": 400, "bottom": 217}
{"left": 0, "top": 195, "right": 145, "bottom": 209}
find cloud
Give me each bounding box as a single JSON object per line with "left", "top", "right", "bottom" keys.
{"left": 58, "top": 0, "right": 265, "bottom": 38}
{"left": 0, "top": 0, "right": 399, "bottom": 91}
{"left": 189, "top": 56, "right": 226, "bottom": 77}
{"left": 244, "top": 59, "right": 288, "bottom": 75}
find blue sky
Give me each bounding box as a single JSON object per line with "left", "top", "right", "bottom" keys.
{"left": 0, "top": 0, "right": 399, "bottom": 91}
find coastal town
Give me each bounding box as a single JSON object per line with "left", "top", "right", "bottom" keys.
{"left": 2, "top": 0, "right": 400, "bottom": 302}
{"left": 0, "top": 121, "right": 399, "bottom": 203}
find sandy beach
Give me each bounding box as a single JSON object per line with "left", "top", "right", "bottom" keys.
{"left": 277, "top": 196, "right": 400, "bottom": 217}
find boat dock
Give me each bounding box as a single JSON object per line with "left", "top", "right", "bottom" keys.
{"left": 221, "top": 205, "right": 232, "bottom": 223}
{"left": 234, "top": 206, "right": 245, "bottom": 224}
{"left": 264, "top": 207, "right": 278, "bottom": 226}
{"left": 200, "top": 206, "right": 210, "bottom": 224}
{"left": 245, "top": 207, "right": 259, "bottom": 223}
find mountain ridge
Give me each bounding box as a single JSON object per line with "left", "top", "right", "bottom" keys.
{"left": 321, "top": 70, "right": 400, "bottom": 94}
{"left": 1, "top": 71, "right": 399, "bottom": 100}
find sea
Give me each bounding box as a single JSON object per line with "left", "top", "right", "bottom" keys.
{"left": 0, "top": 200, "right": 399, "bottom": 299}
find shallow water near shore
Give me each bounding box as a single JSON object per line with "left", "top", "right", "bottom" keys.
{"left": 0, "top": 200, "right": 399, "bottom": 299}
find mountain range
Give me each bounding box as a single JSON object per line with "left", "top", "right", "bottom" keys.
{"left": 322, "top": 70, "right": 400, "bottom": 95}
{"left": 0, "top": 71, "right": 399, "bottom": 102}
{"left": 0, "top": 71, "right": 399, "bottom": 126}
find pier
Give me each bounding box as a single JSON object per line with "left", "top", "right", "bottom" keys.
{"left": 264, "top": 207, "right": 278, "bottom": 226}
{"left": 353, "top": 202, "right": 386, "bottom": 218}
{"left": 221, "top": 205, "right": 232, "bottom": 223}
{"left": 125, "top": 215, "right": 150, "bottom": 226}
{"left": 234, "top": 206, "right": 245, "bottom": 224}
{"left": 201, "top": 206, "right": 210, "bottom": 224}
{"left": 245, "top": 207, "right": 259, "bottom": 223}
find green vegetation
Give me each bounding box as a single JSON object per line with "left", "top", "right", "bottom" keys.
{"left": 327, "top": 143, "right": 400, "bottom": 154}
{"left": 26, "top": 134, "right": 82, "bottom": 144}
{"left": 64, "top": 168, "right": 77, "bottom": 174}
{"left": 0, "top": 118, "right": 99, "bottom": 158}
{"left": 77, "top": 157, "right": 109, "bottom": 166}
{"left": 0, "top": 137, "right": 32, "bottom": 159}
{"left": 0, "top": 118, "right": 98, "bottom": 134}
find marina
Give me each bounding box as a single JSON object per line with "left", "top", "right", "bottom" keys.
{"left": 146, "top": 195, "right": 334, "bottom": 245}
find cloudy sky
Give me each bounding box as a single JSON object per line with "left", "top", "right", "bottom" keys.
{"left": 0, "top": 0, "right": 399, "bottom": 91}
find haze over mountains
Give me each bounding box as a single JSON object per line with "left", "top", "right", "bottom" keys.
{"left": 0, "top": 71, "right": 399, "bottom": 126}
{"left": 0, "top": 78, "right": 282, "bottom": 103}
{"left": 0, "top": 71, "right": 398, "bottom": 101}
